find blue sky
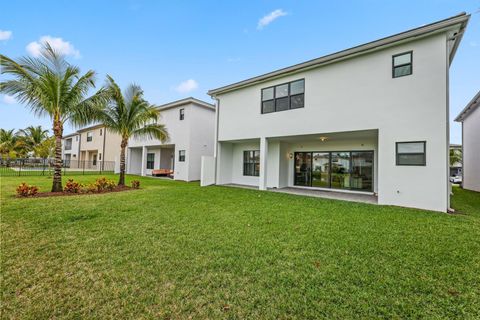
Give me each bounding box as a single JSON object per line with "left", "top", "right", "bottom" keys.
{"left": 0, "top": 0, "right": 479, "bottom": 143}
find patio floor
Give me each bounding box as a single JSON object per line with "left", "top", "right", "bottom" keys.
{"left": 224, "top": 184, "right": 378, "bottom": 204}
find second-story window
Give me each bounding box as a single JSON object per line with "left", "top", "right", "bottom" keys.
{"left": 179, "top": 108, "right": 185, "bottom": 120}
{"left": 261, "top": 79, "right": 304, "bottom": 114}
{"left": 392, "top": 52, "right": 412, "bottom": 78}
{"left": 65, "top": 138, "right": 72, "bottom": 150}
{"left": 87, "top": 132, "right": 93, "bottom": 142}
{"left": 100, "top": 129, "right": 103, "bottom": 136}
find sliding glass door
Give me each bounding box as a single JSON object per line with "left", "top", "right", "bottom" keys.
{"left": 351, "top": 151, "right": 374, "bottom": 192}
{"left": 312, "top": 152, "right": 330, "bottom": 188}
{"left": 294, "top": 150, "right": 374, "bottom": 192}
{"left": 294, "top": 152, "right": 311, "bottom": 186}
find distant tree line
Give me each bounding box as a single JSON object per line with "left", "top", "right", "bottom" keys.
{"left": 0, "top": 126, "right": 54, "bottom": 159}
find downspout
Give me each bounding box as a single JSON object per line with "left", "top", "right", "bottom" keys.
{"left": 213, "top": 97, "right": 220, "bottom": 185}
{"left": 77, "top": 133, "right": 81, "bottom": 168}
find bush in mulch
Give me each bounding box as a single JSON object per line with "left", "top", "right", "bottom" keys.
{"left": 15, "top": 177, "right": 138, "bottom": 198}
{"left": 16, "top": 183, "right": 39, "bottom": 197}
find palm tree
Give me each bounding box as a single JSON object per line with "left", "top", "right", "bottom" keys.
{"left": 17, "top": 125, "right": 49, "bottom": 156}
{"left": 0, "top": 44, "right": 105, "bottom": 191}
{"left": 0, "top": 129, "right": 17, "bottom": 157}
{"left": 95, "top": 76, "right": 169, "bottom": 186}
{"left": 450, "top": 148, "right": 462, "bottom": 166}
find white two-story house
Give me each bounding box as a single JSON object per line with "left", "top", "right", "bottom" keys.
{"left": 455, "top": 90, "right": 480, "bottom": 192}
{"left": 207, "top": 13, "right": 470, "bottom": 212}
{"left": 61, "top": 132, "right": 80, "bottom": 164}
{"left": 127, "top": 97, "right": 215, "bottom": 181}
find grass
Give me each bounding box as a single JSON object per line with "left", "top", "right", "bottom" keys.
{"left": 1, "top": 175, "right": 479, "bottom": 319}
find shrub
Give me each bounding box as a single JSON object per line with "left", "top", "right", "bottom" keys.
{"left": 95, "top": 177, "right": 116, "bottom": 192}
{"left": 64, "top": 179, "right": 82, "bottom": 193}
{"left": 131, "top": 180, "right": 140, "bottom": 189}
{"left": 82, "top": 183, "right": 97, "bottom": 193}
{"left": 16, "top": 183, "right": 39, "bottom": 197}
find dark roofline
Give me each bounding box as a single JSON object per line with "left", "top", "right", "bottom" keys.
{"left": 455, "top": 90, "right": 480, "bottom": 122}
{"left": 208, "top": 13, "right": 469, "bottom": 96}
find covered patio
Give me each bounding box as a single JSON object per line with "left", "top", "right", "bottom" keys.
{"left": 127, "top": 144, "right": 175, "bottom": 176}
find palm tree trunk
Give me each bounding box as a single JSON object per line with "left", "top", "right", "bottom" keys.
{"left": 118, "top": 138, "right": 128, "bottom": 186}
{"left": 52, "top": 120, "right": 63, "bottom": 192}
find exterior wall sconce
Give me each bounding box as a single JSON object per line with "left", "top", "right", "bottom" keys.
{"left": 288, "top": 153, "right": 293, "bottom": 159}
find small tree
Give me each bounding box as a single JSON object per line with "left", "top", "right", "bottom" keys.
{"left": 95, "top": 76, "right": 169, "bottom": 186}
{"left": 0, "top": 44, "right": 106, "bottom": 191}
{"left": 450, "top": 148, "right": 462, "bottom": 167}
{"left": 17, "top": 125, "right": 49, "bottom": 156}
{"left": 34, "top": 136, "right": 55, "bottom": 159}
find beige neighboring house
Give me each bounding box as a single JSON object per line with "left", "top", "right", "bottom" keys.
{"left": 62, "top": 124, "right": 122, "bottom": 170}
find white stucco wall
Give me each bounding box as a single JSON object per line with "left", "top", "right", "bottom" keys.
{"left": 462, "top": 106, "right": 480, "bottom": 192}
{"left": 127, "top": 101, "right": 215, "bottom": 182}
{"left": 215, "top": 33, "right": 450, "bottom": 212}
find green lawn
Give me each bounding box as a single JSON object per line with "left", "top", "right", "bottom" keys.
{"left": 1, "top": 175, "right": 479, "bottom": 319}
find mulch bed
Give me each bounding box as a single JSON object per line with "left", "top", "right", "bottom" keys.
{"left": 16, "top": 185, "right": 136, "bottom": 198}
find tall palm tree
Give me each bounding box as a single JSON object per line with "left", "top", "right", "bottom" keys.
{"left": 17, "top": 125, "right": 49, "bottom": 156}
{"left": 0, "top": 44, "right": 105, "bottom": 191}
{"left": 95, "top": 76, "right": 169, "bottom": 186}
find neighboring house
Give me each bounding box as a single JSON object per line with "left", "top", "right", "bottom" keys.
{"left": 207, "top": 13, "right": 470, "bottom": 212}
{"left": 449, "top": 144, "right": 462, "bottom": 177}
{"left": 62, "top": 124, "right": 122, "bottom": 169}
{"left": 455, "top": 90, "right": 480, "bottom": 192}
{"left": 127, "top": 97, "right": 215, "bottom": 181}
{"left": 61, "top": 132, "right": 80, "bottom": 164}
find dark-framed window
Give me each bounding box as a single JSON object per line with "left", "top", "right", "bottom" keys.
{"left": 392, "top": 51, "right": 412, "bottom": 78}
{"left": 396, "top": 141, "right": 426, "bottom": 166}
{"left": 261, "top": 79, "right": 304, "bottom": 114}
{"left": 99, "top": 153, "right": 102, "bottom": 161}
{"left": 178, "top": 150, "right": 185, "bottom": 162}
{"left": 146, "top": 153, "right": 155, "bottom": 169}
{"left": 65, "top": 138, "right": 72, "bottom": 150}
{"left": 179, "top": 108, "right": 185, "bottom": 120}
{"left": 100, "top": 129, "right": 103, "bottom": 136}
{"left": 243, "top": 150, "right": 260, "bottom": 176}
{"left": 86, "top": 131, "right": 93, "bottom": 142}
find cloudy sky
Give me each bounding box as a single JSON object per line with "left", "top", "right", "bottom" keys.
{"left": 0, "top": 0, "right": 479, "bottom": 143}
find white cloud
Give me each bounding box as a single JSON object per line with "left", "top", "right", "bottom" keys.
{"left": 26, "top": 36, "right": 80, "bottom": 58}
{"left": 257, "top": 9, "right": 287, "bottom": 30}
{"left": 2, "top": 95, "right": 17, "bottom": 104}
{"left": 174, "top": 79, "right": 199, "bottom": 93}
{"left": 0, "top": 30, "right": 12, "bottom": 41}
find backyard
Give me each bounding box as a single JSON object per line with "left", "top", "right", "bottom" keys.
{"left": 1, "top": 174, "right": 479, "bottom": 319}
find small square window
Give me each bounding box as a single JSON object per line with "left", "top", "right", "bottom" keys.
{"left": 392, "top": 52, "right": 412, "bottom": 78}
{"left": 86, "top": 132, "right": 93, "bottom": 142}
{"left": 396, "top": 141, "right": 426, "bottom": 166}
{"left": 178, "top": 150, "right": 186, "bottom": 162}
{"left": 179, "top": 108, "right": 185, "bottom": 120}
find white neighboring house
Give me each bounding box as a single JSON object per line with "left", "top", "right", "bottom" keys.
{"left": 455, "top": 90, "right": 480, "bottom": 192}
{"left": 206, "top": 13, "right": 470, "bottom": 212}
{"left": 61, "top": 132, "right": 80, "bottom": 164}
{"left": 127, "top": 97, "right": 215, "bottom": 181}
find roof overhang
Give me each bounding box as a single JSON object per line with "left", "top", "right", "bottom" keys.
{"left": 455, "top": 90, "right": 480, "bottom": 122}
{"left": 208, "top": 13, "right": 470, "bottom": 97}
{"left": 156, "top": 97, "right": 215, "bottom": 111}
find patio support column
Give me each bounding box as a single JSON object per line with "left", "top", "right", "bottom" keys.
{"left": 259, "top": 137, "right": 268, "bottom": 190}
{"left": 141, "top": 146, "right": 147, "bottom": 176}
{"left": 125, "top": 148, "right": 130, "bottom": 174}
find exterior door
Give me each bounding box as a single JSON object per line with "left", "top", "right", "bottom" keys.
{"left": 294, "top": 152, "right": 312, "bottom": 186}
{"left": 312, "top": 152, "right": 330, "bottom": 188}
